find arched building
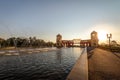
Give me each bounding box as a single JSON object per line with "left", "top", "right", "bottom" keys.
{"left": 56, "top": 31, "right": 99, "bottom": 47}
{"left": 80, "top": 39, "right": 91, "bottom": 47}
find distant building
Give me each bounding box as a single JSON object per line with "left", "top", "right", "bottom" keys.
{"left": 56, "top": 31, "right": 99, "bottom": 47}
{"left": 80, "top": 39, "right": 91, "bottom": 47}
{"left": 56, "top": 34, "right": 63, "bottom": 47}
{"left": 91, "top": 31, "right": 99, "bottom": 47}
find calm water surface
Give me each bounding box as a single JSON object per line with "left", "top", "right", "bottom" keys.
{"left": 0, "top": 47, "right": 83, "bottom": 80}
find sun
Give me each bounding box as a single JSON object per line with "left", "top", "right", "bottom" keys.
{"left": 98, "top": 30, "right": 107, "bottom": 42}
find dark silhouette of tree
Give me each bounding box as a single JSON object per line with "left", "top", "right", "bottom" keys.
{"left": 6, "top": 37, "right": 16, "bottom": 47}
{"left": 0, "top": 36, "right": 55, "bottom": 48}
{"left": 0, "top": 38, "right": 6, "bottom": 48}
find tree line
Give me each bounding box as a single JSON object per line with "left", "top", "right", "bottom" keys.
{"left": 0, "top": 37, "right": 55, "bottom": 48}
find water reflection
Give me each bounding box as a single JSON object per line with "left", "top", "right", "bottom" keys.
{"left": 56, "top": 49, "right": 62, "bottom": 64}
{"left": 0, "top": 48, "right": 82, "bottom": 80}
{"left": 73, "top": 48, "right": 82, "bottom": 57}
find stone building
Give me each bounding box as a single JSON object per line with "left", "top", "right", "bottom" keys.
{"left": 56, "top": 34, "right": 63, "bottom": 47}
{"left": 91, "top": 31, "right": 99, "bottom": 47}
{"left": 56, "top": 31, "right": 99, "bottom": 47}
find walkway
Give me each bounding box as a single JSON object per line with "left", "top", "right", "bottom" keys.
{"left": 88, "top": 48, "right": 120, "bottom": 80}
{"left": 66, "top": 48, "right": 88, "bottom": 80}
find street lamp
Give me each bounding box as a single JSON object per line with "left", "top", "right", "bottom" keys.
{"left": 107, "top": 33, "right": 112, "bottom": 49}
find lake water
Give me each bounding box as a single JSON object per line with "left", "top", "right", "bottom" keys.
{"left": 0, "top": 47, "right": 83, "bottom": 80}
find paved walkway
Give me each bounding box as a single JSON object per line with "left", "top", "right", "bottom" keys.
{"left": 88, "top": 48, "right": 120, "bottom": 80}
{"left": 66, "top": 48, "right": 88, "bottom": 80}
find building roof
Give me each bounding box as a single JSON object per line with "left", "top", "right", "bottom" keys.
{"left": 57, "top": 34, "right": 62, "bottom": 37}
{"left": 91, "top": 31, "right": 97, "bottom": 34}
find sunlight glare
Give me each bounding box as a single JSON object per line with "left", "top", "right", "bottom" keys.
{"left": 98, "top": 30, "right": 107, "bottom": 42}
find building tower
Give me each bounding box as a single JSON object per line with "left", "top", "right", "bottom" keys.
{"left": 56, "top": 34, "right": 62, "bottom": 47}
{"left": 91, "top": 31, "right": 99, "bottom": 47}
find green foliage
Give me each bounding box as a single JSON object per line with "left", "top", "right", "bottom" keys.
{"left": 99, "top": 44, "right": 120, "bottom": 52}
{"left": 0, "top": 37, "right": 55, "bottom": 48}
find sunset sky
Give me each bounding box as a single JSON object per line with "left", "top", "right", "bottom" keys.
{"left": 0, "top": 0, "right": 120, "bottom": 43}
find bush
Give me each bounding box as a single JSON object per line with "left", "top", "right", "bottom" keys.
{"left": 99, "top": 45, "right": 120, "bottom": 52}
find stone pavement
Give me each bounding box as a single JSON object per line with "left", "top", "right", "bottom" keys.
{"left": 66, "top": 48, "right": 88, "bottom": 80}
{"left": 88, "top": 48, "right": 120, "bottom": 80}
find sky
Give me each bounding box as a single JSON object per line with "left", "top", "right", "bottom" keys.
{"left": 0, "top": 0, "right": 120, "bottom": 43}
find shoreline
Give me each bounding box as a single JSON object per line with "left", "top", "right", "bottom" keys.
{"left": 0, "top": 47, "right": 58, "bottom": 56}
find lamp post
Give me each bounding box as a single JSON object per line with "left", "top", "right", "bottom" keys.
{"left": 107, "top": 33, "right": 112, "bottom": 49}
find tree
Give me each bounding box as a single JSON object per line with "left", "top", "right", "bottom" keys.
{"left": 6, "top": 37, "right": 16, "bottom": 47}
{"left": 111, "top": 40, "right": 117, "bottom": 46}
{"left": 0, "top": 38, "right": 5, "bottom": 48}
